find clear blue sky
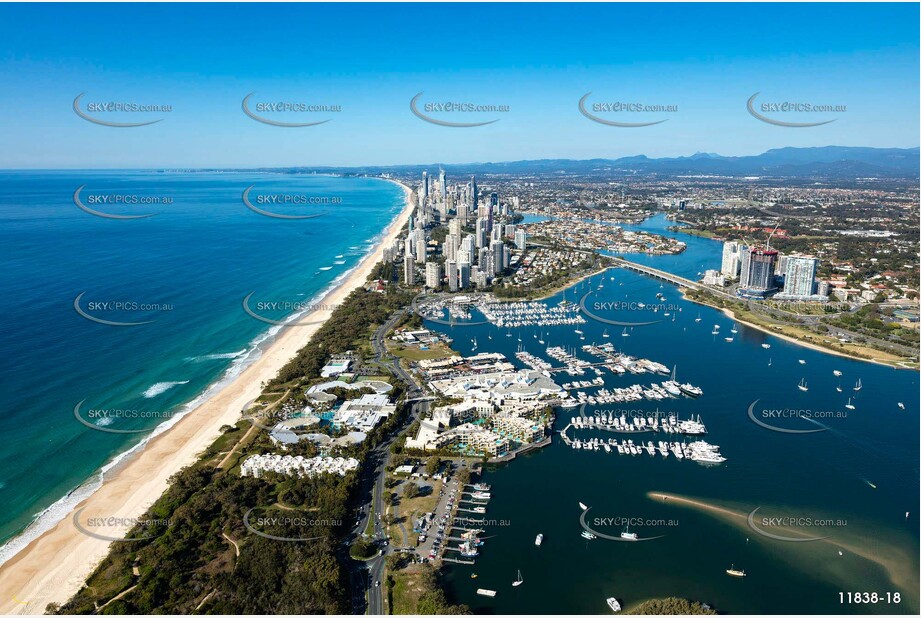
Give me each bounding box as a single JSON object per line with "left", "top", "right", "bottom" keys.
{"left": 0, "top": 2, "right": 917, "bottom": 168}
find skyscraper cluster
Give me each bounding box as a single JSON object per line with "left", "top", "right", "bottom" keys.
{"left": 720, "top": 241, "right": 826, "bottom": 301}
{"left": 398, "top": 170, "right": 519, "bottom": 291}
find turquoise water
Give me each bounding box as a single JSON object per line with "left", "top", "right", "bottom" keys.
{"left": 0, "top": 171, "right": 405, "bottom": 561}
{"left": 433, "top": 214, "right": 919, "bottom": 614}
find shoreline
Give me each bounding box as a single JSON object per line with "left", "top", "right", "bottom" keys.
{"left": 681, "top": 291, "right": 916, "bottom": 370}
{"left": 0, "top": 177, "right": 415, "bottom": 615}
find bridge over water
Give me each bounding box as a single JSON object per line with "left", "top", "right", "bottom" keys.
{"left": 609, "top": 257, "right": 702, "bottom": 290}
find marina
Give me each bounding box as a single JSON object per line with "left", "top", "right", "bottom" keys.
{"left": 431, "top": 214, "right": 918, "bottom": 616}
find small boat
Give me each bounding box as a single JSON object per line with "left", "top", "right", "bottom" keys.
{"left": 477, "top": 589, "right": 497, "bottom": 597}
{"left": 580, "top": 531, "right": 597, "bottom": 540}
{"left": 798, "top": 359, "right": 806, "bottom": 365}
{"left": 724, "top": 337, "right": 734, "bottom": 342}
{"left": 833, "top": 370, "right": 842, "bottom": 377}
{"left": 512, "top": 570, "right": 523, "bottom": 587}
{"left": 768, "top": 358, "right": 772, "bottom": 367}
{"left": 836, "top": 383, "right": 842, "bottom": 393}
{"left": 797, "top": 378, "right": 809, "bottom": 392}
{"left": 695, "top": 314, "right": 702, "bottom": 323}
{"left": 845, "top": 398, "right": 855, "bottom": 410}
{"left": 621, "top": 328, "right": 630, "bottom": 337}
{"left": 761, "top": 343, "right": 771, "bottom": 349}
{"left": 853, "top": 379, "right": 862, "bottom": 392}
{"left": 620, "top": 526, "right": 638, "bottom": 541}
{"left": 602, "top": 329, "right": 610, "bottom": 338}
{"left": 579, "top": 502, "right": 589, "bottom": 511}
{"left": 726, "top": 564, "right": 746, "bottom": 577}
{"left": 535, "top": 533, "right": 543, "bottom": 546}
{"left": 731, "top": 326, "right": 738, "bottom": 333}
{"left": 607, "top": 597, "right": 622, "bottom": 613}
{"left": 898, "top": 402, "right": 905, "bottom": 410}
{"left": 838, "top": 551, "right": 843, "bottom": 556}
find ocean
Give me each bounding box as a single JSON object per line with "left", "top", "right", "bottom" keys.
{"left": 431, "top": 214, "right": 919, "bottom": 614}
{"left": 0, "top": 171, "right": 406, "bottom": 563}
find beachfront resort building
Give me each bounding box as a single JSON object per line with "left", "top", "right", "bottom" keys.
{"left": 241, "top": 454, "right": 359, "bottom": 478}
{"left": 405, "top": 355, "right": 558, "bottom": 457}
{"left": 429, "top": 368, "right": 563, "bottom": 402}
{"left": 333, "top": 392, "right": 397, "bottom": 431}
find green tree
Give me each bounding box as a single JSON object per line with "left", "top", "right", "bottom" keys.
{"left": 425, "top": 456, "right": 441, "bottom": 476}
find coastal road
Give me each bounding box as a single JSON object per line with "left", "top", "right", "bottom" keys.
{"left": 349, "top": 308, "right": 429, "bottom": 614}
{"left": 363, "top": 398, "right": 430, "bottom": 615}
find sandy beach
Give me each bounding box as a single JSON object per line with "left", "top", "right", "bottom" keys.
{"left": 0, "top": 178, "right": 414, "bottom": 615}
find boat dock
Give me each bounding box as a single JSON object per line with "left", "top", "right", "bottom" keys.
{"left": 562, "top": 424, "right": 726, "bottom": 464}
{"left": 443, "top": 556, "right": 476, "bottom": 565}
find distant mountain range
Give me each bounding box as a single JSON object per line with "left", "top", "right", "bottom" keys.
{"left": 289, "top": 146, "right": 919, "bottom": 179}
